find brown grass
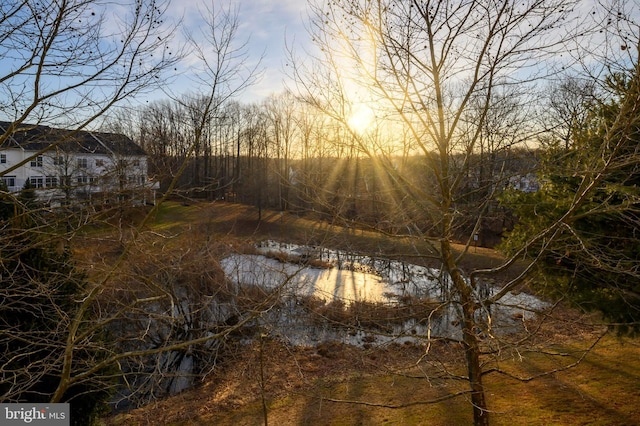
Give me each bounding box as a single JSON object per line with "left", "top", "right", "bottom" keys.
{"left": 295, "top": 294, "right": 440, "bottom": 335}
{"left": 138, "top": 200, "right": 527, "bottom": 280}
{"left": 106, "top": 330, "right": 640, "bottom": 426}
{"left": 94, "top": 201, "right": 640, "bottom": 425}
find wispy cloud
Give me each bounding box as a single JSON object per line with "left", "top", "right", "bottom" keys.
{"left": 161, "top": 0, "right": 309, "bottom": 101}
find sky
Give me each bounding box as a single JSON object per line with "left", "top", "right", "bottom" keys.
{"left": 3, "top": 0, "right": 638, "bottom": 123}
{"left": 158, "top": 0, "right": 639, "bottom": 105}
{"left": 0, "top": 0, "right": 312, "bottom": 125}
{"left": 164, "top": 0, "right": 313, "bottom": 103}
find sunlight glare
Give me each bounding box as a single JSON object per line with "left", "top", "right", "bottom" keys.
{"left": 347, "top": 103, "right": 376, "bottom": 135}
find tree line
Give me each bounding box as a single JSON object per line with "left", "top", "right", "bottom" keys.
{"left": 106, "top": 92, "right": 538, "bottom": 245}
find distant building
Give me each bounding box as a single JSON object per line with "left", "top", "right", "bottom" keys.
{"left": 509, "top": 172, "right": 540, "bottom": 193}
{"left": 0, "top": 122, "right": 158, "bottom": 206}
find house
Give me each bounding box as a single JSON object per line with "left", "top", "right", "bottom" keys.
{"left": 508, "top": 172, "right": 540, "bottom": 193}
{"left": 0, "top": 121, "right": 158, "bottom": 206}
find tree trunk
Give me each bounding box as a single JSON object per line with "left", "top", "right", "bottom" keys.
{"left": 441, "top": 239, "right": 489, "bottom": 426}
{"left": 463, "top": 301, "right": 489, "bottom": 426}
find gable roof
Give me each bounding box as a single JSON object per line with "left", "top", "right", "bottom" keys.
{"left": 0, "top": 121, "right": 146, "bottom": 156}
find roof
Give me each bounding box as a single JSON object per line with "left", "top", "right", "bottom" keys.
{"left": 0, "top": 121, "right": 146, "bottom": 156}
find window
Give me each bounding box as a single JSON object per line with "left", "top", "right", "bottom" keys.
{"left": 95, "top": 159, "right": 104, "bottom": 167}
{"left": 77, "top": 158, "right": 88, "bottom": 168}
{"left": 77, "top": 176, "right": 88, "bottom": 184}
{"left": 2, "top": 176, "right": 16, "bottom": 187}
{"left": 30, "top": 155, "right": 43, "bottom": 167}
{"left": 1, "top": 154, "right": 6, "bottom": 164}
{"left": 30, "top": 176, "right": 44, "bottom": 188}
{"left": 132, "top": 159, "right": 140, "bottom": 167}
{"left": 53, "top": 156, "right": 64, "bottom": 166}
{"left": 45, "top": 176, "right": 58, "bottom": 187}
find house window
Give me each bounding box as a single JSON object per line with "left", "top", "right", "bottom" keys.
{"left": 96, "top": 159, "right": 104, "bottom": 167}
{"left": 132, "top": 159, "right": 140, "bottom": 167}
{"left": 30, "top": 176, "right": 44, "bottom": 188}
{"left": 2, "top": 176, "right": 16, "bottom": 187}
{"left": 77, "top": 158, "right": 88, "bottom": 168}
{"left": 31, "top": 155, "right": 43, "bottom": 167}
{"left": 77, "top": 176, "right": 89, "bottom": 184}
{"left": 45, "top": 176, "right": 58, "bottom": 187}
{"left": 1, "top": 154, "right": 6, "bottom": 164}
{"left": 53, "top": 156, "right": 64, "bottom": 166}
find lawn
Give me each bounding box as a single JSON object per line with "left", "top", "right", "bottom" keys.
{"left": 101, "top": 201, "right": 640, "bottom": 425}
{"left": 108, "top": 333, "right": 640, "bottom": 425}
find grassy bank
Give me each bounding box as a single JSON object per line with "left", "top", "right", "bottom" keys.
{"left": 99, "top": 201, "right": 640, "bottom": 425}
{"left": 109, "top": 333, "right": 640, "bottom": 425}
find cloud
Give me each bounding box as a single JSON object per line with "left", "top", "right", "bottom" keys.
{"left": 151, "top": 0, "right": 310, "bottom": 102}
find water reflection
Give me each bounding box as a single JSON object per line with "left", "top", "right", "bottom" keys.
{"left": 111, "top": 241, "right": 549, "bottom": 410}
{"left": 221, "top": 241, "right": 549, "bottom": 345}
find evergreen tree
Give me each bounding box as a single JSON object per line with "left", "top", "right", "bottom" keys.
{"left": 18, "top": 178, "right": 37, "bottom": 209}
{"left": 501, "top": 68, "right": 640, "bottom": 332}
{"left": 0, "top": 180, "right": 14, "bottom": 220}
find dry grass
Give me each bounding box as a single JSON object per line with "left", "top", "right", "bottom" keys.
{"left": 296, "top": 295, "right": 440, "bottom": 335}
{"left": 105, "top": 330, "right": 640, "bottom": 426}
{"left": 94, "top": 201, "right": 640, "bottom": 425}
{"left": 137, "top": 200, "right": 526, "bottom": 280}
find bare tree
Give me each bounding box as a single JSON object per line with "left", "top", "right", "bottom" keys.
{"left": 0, "top": 0, "right": 271, "bottom": 420}
{"left": 263, "top": 92, "right": 301, "bottom": 211}
{"left": 290, "top": 0, "right": 597, "bottom": 424}
{"left": 542, "top": 76, "right": 596, "bottom": 149}
{"left": 46, "top": 0, "right": 264, "bottom": 403}
{"left": 169, "top": 1, "right": 262, "bottom": 200}
{"left": 0, "top": 0, "right": 180, "bottom": 134}
{"left": 1, "top": 1, "right": 182, "bottom": 413}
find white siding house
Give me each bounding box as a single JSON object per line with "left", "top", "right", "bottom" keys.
{"left": 0, "top": 122, "right": 158, "bottom": 206}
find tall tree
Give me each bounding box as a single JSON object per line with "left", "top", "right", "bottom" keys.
{"left": 176, "top": 1, "right": 262, "bottom": 200}
{"left": 541, "top": 76, "right": 596, "bottom": 149}
{"left": 264, "top": 92, "right": 300, "bottom": 211}
{"left": 291, "top": 0, "right": 591, "bottom": 424}
{"left": 0, "top": 0, "right": 268, "bottom": 416}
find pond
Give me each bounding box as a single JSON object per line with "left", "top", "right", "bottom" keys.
{"left": 111, "top": 240, "right": 549, "bottom": 409}
{"left": 220, "top": 240, "right": 549, "bottom": 345}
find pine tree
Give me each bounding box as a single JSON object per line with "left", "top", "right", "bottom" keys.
{"left": 0, "top": 181, "right": 14, "bottom": 220}
{"left": 501, "top": 68, "right": 640, "bottom": 332}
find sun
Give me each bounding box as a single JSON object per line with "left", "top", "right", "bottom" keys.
{"left": 347, "top": 102, "right": 376, "bottom": 135}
